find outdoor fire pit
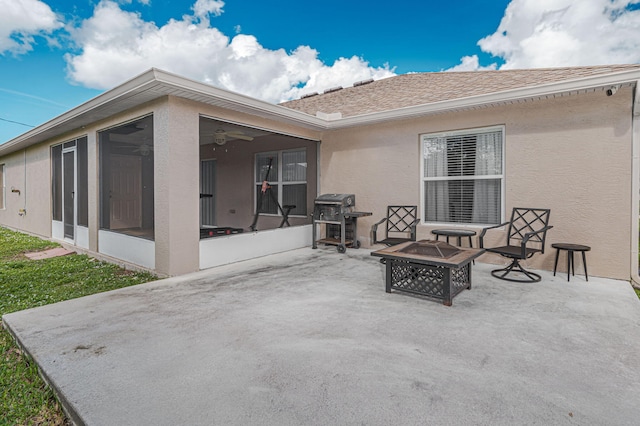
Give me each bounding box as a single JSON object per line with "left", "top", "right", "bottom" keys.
{"left": 398, "top": 240, "right": 461, "bottom": 258}
{"left": 371, "top": 240, "right": 484, "bottom": 306}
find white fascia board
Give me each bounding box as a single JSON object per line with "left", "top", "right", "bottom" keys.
{"left": 326, "top": 69, "right": 640, "bottom": 129}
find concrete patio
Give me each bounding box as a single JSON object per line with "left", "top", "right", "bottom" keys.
{"left": 4, "top": 247, "right": 640, "bottom": 425}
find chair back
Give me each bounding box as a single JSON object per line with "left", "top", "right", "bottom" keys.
{"left": 385, "top": 206, "right": 418, "bottom": 239}
{"left": 506, "top": 207, "right": 551, "bottom": 252}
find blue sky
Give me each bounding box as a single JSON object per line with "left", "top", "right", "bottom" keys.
{"left": 1, "top": 0, "right": 640, "bottom": 143}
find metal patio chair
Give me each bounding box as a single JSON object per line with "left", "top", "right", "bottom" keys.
{"left": 371, "top": 205, "right": 419, "bottom": 247}
{"left": 479, "top": 207, "right": 553, "bottom": 283}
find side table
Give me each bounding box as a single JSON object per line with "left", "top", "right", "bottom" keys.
{"left": 431, "top": 229, "right": 477, "bottom": 247}
{"left": 552, "top": 243, "right": 591, "bottom": 282}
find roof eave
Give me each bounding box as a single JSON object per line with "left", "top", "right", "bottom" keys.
{"left": 2, "top": 67, "right": 639, "bottom": 157}
{"left": 323, "top": 68, "right": 640, "bottom": 129}
{"left": 0, "top": 68, "right": 326, "bottom": 156}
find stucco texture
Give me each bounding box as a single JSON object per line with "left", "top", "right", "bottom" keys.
{"left": 319, "top": 88, "right": 634, "bottom": 280}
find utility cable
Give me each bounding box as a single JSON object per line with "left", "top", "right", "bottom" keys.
{"left": 0, "top": 117, "right": 35, "bottom": 128}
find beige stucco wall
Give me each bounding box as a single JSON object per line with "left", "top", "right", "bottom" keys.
{"left": 0, "top": 143, "right": 52, "bottom": 237}
{"left": 319, "top": 88, "right": 634, "bottom": 280}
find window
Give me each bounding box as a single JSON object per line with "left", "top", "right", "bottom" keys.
{"left": 255, "top": 149, "right": 307, "bottom": 216}
{"left": 421, "top": 126, "right": 503, "bottom": 225}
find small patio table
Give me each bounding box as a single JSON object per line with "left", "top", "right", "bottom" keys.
{"left": 552, "top": 243, "right": 590, "bottom": 282}
{"left": 431, "top": 228, "right": 477, "bottom": 247}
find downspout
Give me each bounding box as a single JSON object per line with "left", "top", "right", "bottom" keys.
{"left": 631, "top": 81, "right": 640, "bottom": 287}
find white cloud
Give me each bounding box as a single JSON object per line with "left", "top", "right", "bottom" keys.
{"left": 192, "top": 0, "right": 224, "bottom": 21}
{"left": 445, "top": 55, "right": 497, "bottom": 72}
{"left": 449, "top": 0, "right": 640, "bottom": 71}
{"left": 0, "top": 0, "right": 63, "bottom": 54}
{"left": 65, "top": 0, "right": 394, "bottom": 103}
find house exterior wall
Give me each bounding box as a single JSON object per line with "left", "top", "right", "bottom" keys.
{"left": 319, "top": 88, "right": 634, "bottom": 280}
{"left": 0, "top": 144, "right": 52, "bottom": 237}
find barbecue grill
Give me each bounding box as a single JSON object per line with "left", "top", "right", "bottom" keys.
{"left": 312, "top": 194, "right": 371, "bottom": 253}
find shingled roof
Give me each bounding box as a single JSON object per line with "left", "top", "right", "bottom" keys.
{"left": 280, "top": 64, "right": 640, "bottom": 118}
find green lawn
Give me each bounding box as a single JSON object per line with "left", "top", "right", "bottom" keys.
{"left": 0, "top": 227, "right": 155, "bottom": 426}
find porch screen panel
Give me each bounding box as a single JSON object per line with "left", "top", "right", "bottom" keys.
{"left": 255, "top": 184, "right": 279, "bottom": 214}
{"left": 255, "top": 153, "right": 279, "bottom": 214}
{"left": 77, "top": 137, "right": 88, "bottom": 227}
{"left": 200, "top": 160, "right": 216, "bottom": 226}
{"left": 255, "top": 153, "right": 278, "bottom": 182}
{"left": 0, "top": 164, "right": 4, "bottom": 209}
{"left": 422, "top": 128, "right": 503, "bottom": 225}
{"left": 98, "top": 115, "right": 154, "bottom": 240}
{"left": 282, "top": 149, "right": 307, "bottom": 215}
{"left": 51, "top": 144, "right": 62, "bottom": 221}
{"left": 283, "top": 184, "right": 306, "bottom": 215}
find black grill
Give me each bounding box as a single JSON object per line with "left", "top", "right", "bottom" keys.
{"left": 311, "top": 194, "right": 371, "bottom": 253}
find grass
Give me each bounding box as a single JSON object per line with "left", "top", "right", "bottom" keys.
{"left": 0, "top": 227, "right": 156, "bottom": 425}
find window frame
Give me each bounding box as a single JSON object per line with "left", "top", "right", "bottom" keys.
{"left": 420, "top": 125, "right": 505, "bottom": 226}
{"left": 254, "top": 148, "right": 307, "bottom": 217}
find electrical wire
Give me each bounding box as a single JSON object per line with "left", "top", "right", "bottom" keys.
{"left": 0, "top": 117, "right": 35, "bottom": 128}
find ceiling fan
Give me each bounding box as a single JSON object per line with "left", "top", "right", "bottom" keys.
{"left": 211, "top": 129, "right": 254, "bottom": 145}
{"left": 132, "top": 143, "right": 153, "bottom": 156}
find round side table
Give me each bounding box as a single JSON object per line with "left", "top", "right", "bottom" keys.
{"left": 552, "top": 243, "right": 591, "bottom": 282}
{"left": 431, "top": 229, "right": 476, "bottom": 248}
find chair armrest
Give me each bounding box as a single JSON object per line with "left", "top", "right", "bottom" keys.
{"left": 521, "top": 225, "right": 554, "bottom": 255}
{"left": 478, "top": 221, "right": 510, "bottom": 248}
{"left": 371, "top": 217, "right": 388, "bottom": 244}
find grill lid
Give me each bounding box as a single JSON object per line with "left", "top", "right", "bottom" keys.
{"left": 314, "top": 194, "right": 355, "bottom": 206}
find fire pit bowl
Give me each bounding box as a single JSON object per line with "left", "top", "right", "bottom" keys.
{"left": 398, "top": 240, "right": 461, "bottom": 259}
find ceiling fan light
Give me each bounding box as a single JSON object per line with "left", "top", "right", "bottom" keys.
{"left": 214, "top": 130, "right": 227, "bottom": 145}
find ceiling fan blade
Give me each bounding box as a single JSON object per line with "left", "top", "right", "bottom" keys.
{"left": 226, "top": 132, "right": 254, "bottom": 141}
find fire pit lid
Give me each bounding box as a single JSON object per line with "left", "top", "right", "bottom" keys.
{"left": 398, "top": 240, "right": 461, "bottom": 258}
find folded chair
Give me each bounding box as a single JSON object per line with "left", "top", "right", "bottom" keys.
{"left": 479, "top": 208, "right": 553, "bottom": 283}
{"left": 372, "top": 206, "right": 419, "bottom": 246}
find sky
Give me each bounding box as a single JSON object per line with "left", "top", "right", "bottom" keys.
{"left": 1, "top": 0, "right": 640, "bottom": 143}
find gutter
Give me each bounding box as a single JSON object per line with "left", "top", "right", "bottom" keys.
{"left": 631, "top": 81, "right": 640, "bottom": 288}
{"left": 327, "top": 69, "right": 640, "bottom": 129}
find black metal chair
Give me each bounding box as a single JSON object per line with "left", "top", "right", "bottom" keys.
{"left": 372, "top": 206, "right": 419, "bottom": 246}
{"left": 479, "top": 208, "right": 553, "bottom": 283}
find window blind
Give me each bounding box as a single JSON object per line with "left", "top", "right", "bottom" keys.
{"left": 422, "top": 128, "right": 503, "bottom": 225}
